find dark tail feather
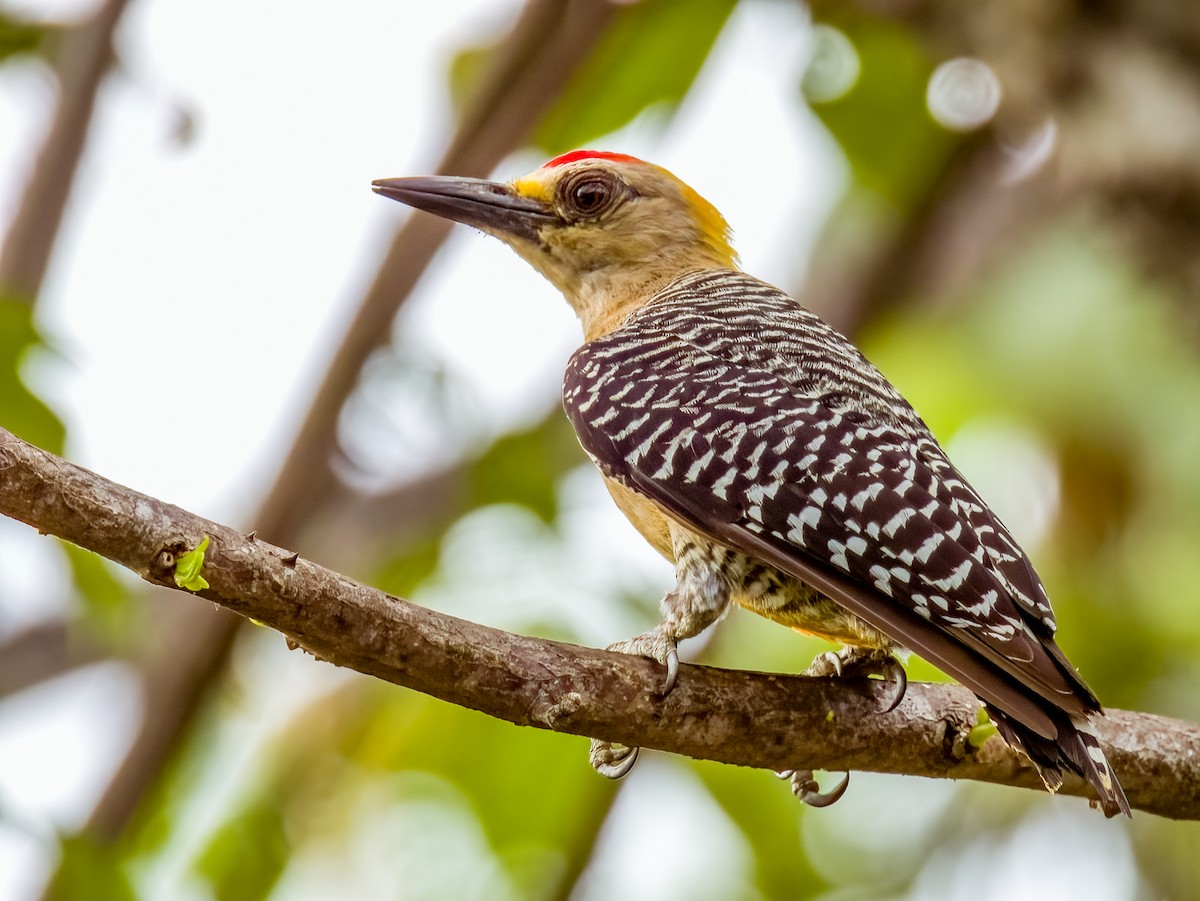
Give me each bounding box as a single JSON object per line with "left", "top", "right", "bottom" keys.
{"left": 990, "top": 706, "right": 1131, "bottom": 818}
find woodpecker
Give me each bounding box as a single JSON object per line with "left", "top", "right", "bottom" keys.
{"left": 372, "top": 150, "right": 1130, "bottom": 817}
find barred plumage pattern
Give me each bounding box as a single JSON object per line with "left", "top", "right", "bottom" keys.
{"left": 563, "top": 269, "right": 1128, "bottom": 816}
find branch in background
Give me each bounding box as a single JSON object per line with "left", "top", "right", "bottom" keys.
{"left": 312, "top": 406, "right": 577, "bottom": 572}
{"left": 0, "top": 0, "right": 133, "bottom": 300}
{"left": 3, "top": 428, "right": 1199, "bottom": 821}
{"left": 83, "top": 0, "right": 621, "bottom": 841}
{"left": 801, "top": 128, "right": 1060, "bottom": 337}
{"left": 0, "top": 622, "right": 106, "bottom": 697}
{"left": 0, "top": 0, "right": 614, "bottom": 830}
{"left": 805, "top": 0, "right": 1200, "bottom": 327}
{"left": 260, "top": 0, "right": 617, "bottom": 538}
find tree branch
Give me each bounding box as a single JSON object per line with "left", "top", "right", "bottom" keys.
{"left": 2, "top": 427, "right": 1197, "bottom": 821}
{"left": 258, "top": 0, "right": 617, "bottom": 537}
{"left": 0, "top": 0, "right": 133, "bottom": 301}
{"left": 80, "top": 0, "right": 619, "bottom": 839}
{"left": 0, "top": 621, "right": 106, "bottom": 697}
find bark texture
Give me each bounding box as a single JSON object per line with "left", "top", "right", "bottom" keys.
{"left": 2, "top": 426, "right": 1197, "bottom": 820}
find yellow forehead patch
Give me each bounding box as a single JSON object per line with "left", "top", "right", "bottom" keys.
{"left": 511, "top": 174, "right": 555, "bottom": 204}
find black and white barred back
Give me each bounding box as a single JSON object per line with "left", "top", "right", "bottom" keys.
{"left": 562, "top": 269, "right": 1129, "bottom": 817}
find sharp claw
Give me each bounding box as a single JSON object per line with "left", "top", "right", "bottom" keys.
{"left": 660, "top": 645, "right": 680, "bottom": 697}
{"left": 803, "top": 650, "right": 844, "bottom": 678}
{"left": 778, "top": 769, "right": 852, "bottom": 807}
{"left": 801, "top": 771, "right": 850, "bottom": 808}
{"left": 593, "top": 629, "right": 678, "bottom": 780}
{"left": 600, "top": 749, "right": 639, "bottom": 780}
{"left": 816, "top": 650, "right": 843, "bottom": 677}
{"left": 879, "top": 657, "right": 907, "bottom": 712}
{"left": 590, "top": 740, "right": 639, "bottom": 779}
{"left": 608, "top": 630, "right": 679, "bottom": 697}
{"left": 781, "top": 769, "right": 850, "bottom": 808}
{"left": 807, "top": 648, "right": 907, "bottom": 712}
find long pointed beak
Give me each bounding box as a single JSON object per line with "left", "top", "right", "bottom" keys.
{"left": 371, "top": 175, "right": 556, "bottom": 242}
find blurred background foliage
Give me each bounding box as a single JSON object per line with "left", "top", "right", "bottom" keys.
{"left": 2, "top": 0, "right": 1200, "bottom": 899}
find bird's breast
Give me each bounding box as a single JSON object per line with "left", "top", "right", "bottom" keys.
{"left": 602, "top": 475, "right": 674, "bottom": 560}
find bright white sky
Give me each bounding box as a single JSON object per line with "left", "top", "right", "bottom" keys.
{"left": 1, "top": 0, "right": 833, "bottom": 519}
{"left": 0, "top": 1, "right": 1138, "bottom": 898}
{"left": 0, "top": 1, "right": 841, "bottom": 895}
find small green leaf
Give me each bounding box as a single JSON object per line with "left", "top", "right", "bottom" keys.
{"left": 825, "top": 709, "right": 835, "bottom": 723}
{"left": 174, "top": 535, "right": 211, "bottom": 591}
{"left": 967, "top": 707, "right": 997, "bottom": 749}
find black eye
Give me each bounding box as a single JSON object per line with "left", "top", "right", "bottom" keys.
{"left": 572, "top": 180, "right": 609, "bottom": 213}
{"left": 561, "top": 170, "right": 625, "bottom": 219}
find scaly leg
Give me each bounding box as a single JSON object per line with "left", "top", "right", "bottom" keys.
{"left": 589, "top": 534, "right": 734, "bottom": 780}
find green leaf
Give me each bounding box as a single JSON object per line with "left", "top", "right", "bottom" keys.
{"left": 374, "top": 532, "right": 441, "bottom": 598}
{"left": 532, "top": 0, "right": 736, "bottom": 154}
{"left": 967, "top": 707, "right": 997, "bottom": 749}
{"left": 805, "top": 15, "right": 957, "bottom": 209}
{"left": 448, "top": 0, "right": 735, "bottom": 155}
{"left": 174, "top": 536, "right": 211, "bottom": 591}
{"left": 693, "top": 761, "right": 827, "bottom": 899}
{"left": 446, "top": 40, "right": 491, "bottom": 116}
{"left": 0, "top": 297, "right": 65, "bottom": 453}
{"left": 0, "top": 11, "right": 47, "bottom": 62}
{"left": 194, "top": 796, "right": 290, "bottom": 901}
{"left": 467, "top": 412, "right": 582, "bottom": 523}
{"left": 45, "top": 833, "right": 137, "bottom": 901}
{"left": 346, "top": 690, "right": 615, "bottom": 899}
{"left": 61, "top": 542, "right": 133, "bottom": 639}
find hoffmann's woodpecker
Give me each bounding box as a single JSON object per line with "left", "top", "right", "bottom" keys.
{"left": 372, "top": 150, "right": 1129, "bottom": 817}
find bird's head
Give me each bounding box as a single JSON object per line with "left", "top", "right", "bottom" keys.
{"left": 373, "top": 151, "right": 738, "bottom": 338}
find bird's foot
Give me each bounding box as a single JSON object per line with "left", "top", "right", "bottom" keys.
{"left": 804, "top": 646, "right": 907, "bottom": 712}
{"left": 776, "top": 768, "right": 851, "bottom": 808}
{"left": 607, "top": 627, "right": 680, "bottom": 697}
{"left": 803, "top": 648, "right": 849, "bottom": 679}
{"left": 589, "top": 739, "right": 639, "bottom": 779}
{"left": 587, "top": 627, "right": 680, "bottom": 781}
